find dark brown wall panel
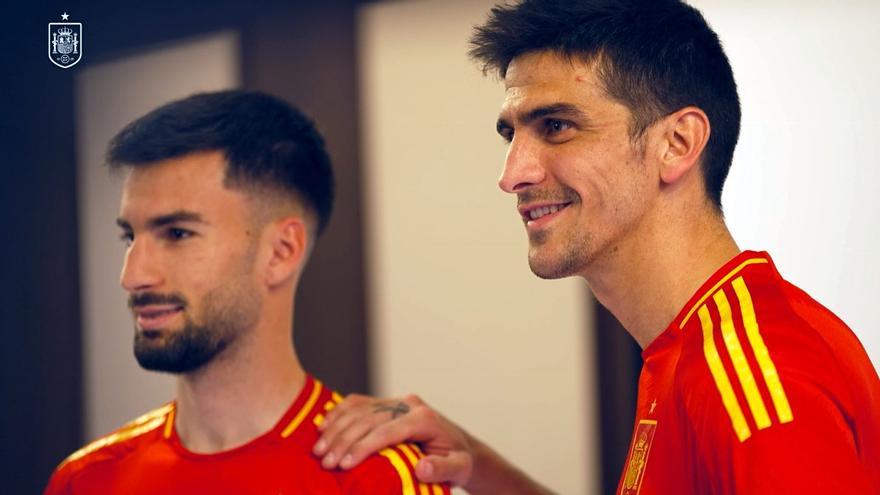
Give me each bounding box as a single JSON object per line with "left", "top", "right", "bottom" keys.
{"left": 593, "top": 301, "right": 642, "bottom": 495}
{"left": 242, "top": 1, "right": 369, "bottom": 395}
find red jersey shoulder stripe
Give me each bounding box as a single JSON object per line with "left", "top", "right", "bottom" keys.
{"left": 314, "top": 388, "right": 345, "bottom": 427}
{"left": 379, "top": 443, "right": 448, "bottom": 495}
{"left": 679, "top": 255, "right": 769, "bottom": 330}
{"left": 57, "top": 403, "right": 172, "bottom": 469}
{"left": 730, "top": 277, "right": 794, "bottom": 424}
{"left": 401, "top": 444, "right": 448, "bottom": 495}
{"left": 280, "top": 378, "right": 323, "bottom": 438}
{"left": 695, "top": 274, "right": 794, "bottom": 442}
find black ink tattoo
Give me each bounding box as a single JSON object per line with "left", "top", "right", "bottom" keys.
{"left": 373, "top": 402, "right": 410, "bottom": 419}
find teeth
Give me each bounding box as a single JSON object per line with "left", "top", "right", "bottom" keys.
{"left": 528, "top": 204, "right": 566, "bottom": 221}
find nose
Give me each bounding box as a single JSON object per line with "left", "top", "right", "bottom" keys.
{"left": 498, "top": 134, "right": 545, "bottom": 194}
{"left": 120, "top": 238, "right": 163, "bottom": 293}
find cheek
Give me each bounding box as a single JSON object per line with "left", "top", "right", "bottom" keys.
{"left": 571, "top": 150, "right": 648, "bottom": 219}
{"left": 171, "top": 249, "right": 230, "bottom": 295}
{"left": 608, "top": 159, "right": 653, "bottom": 222}
{"left": 562, "top": 153, "right": 614, "bottom": 209}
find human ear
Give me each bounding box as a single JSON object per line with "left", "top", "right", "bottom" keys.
{"left": 265, "top": 217, "right": 309, "bottom": 287}
{"left": 658, "top": 107, "right": 711, "bottom": 185}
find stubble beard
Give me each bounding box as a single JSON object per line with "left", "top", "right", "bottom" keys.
{"left": 528, "top": 227, "right": 593, "bottom": 280}
{"left": 133, "top": 262, "right": 262, "bottom": 374}
{"left": 520, "top": 187, "right": 591, "bottom": 280}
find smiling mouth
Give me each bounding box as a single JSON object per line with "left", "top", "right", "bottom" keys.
{"left": 522, "top": 202, "right": 572, "bottom": 222}
{"left": 133, "top": 305, "right": 184, "bottom": 330}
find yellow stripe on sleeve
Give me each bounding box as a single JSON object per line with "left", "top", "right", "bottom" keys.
{"left": 281, "top": 381, "right": 323, "bottom": 438}
{"left": 407, "top": 444, "right": 446, "bottom": 494}
{"left": 713, "top": 290, "right": 771, "bottom": 430}
{"left": 680, "top": 258, "right": 769, "bottom": 329}
{"left": 398, "top": 445, "right": 432, "bottom": 495}
{"left": 125, "top": 403, "right": 174, "bottom": 430}
{"left": 699, "top": 304, "right": 752, "bottom": 442}
{"left": 60, "top": 415, "right": 167, "bottom": 468}
{"left": 379, "top": 448, "right": 417, "bottom": 495}
{"left": 732, "top": 277, "right": 794, "bottom": 423}
{"left": 163, "top": 406, "right": 175, "bottom": 439}
{"left": 398, "top": 443, "right": 421, "bottom": 465}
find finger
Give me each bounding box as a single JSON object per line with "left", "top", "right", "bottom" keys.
{"left": 318, "top": 396, "right": 421, "bottom": 466}
{"left": 319, "top": 412, "right": 391, "bottom": 469}
{"left": 318, "top": 394, "right": 368, "bottom": 432}
{"left": 339, "top": 412, "right": 426, "bottom": 469}
{"left": 320, "top": 394, "right": 429, "bottom": 469}
{"left": 314, "top": 396, "right": 377, "bottom": 455}
{"left": 416, "top": 452, "right": 473, "bottom": 487}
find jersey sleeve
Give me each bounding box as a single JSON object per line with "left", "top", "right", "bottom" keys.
{"left": 694, "top": 370, "right": 872, "bottom": 494}
{"left": 680, "top": 270, "right": 875, "bottom": 493}
{"left": 43, "top": 462, "right": 74, "bottom": 495}
{"left": 685, "top": 298, "right": 871, "bottom": 493}
{"left": 337, "top": 443, "right": 451, "bottom": 495}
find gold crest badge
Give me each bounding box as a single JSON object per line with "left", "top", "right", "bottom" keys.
{"left": 621, "top": 419, "right": 658, "bottom": 495}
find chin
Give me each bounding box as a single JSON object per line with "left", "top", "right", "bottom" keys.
{"left": 528, "top": 254, "right": 574, "bottom": 280}
{"left": 527, "top": 238, "right": 592, "bottom": 280}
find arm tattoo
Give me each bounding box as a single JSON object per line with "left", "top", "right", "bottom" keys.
{"left": 373, "top": 402, "right": 410, "bottom": 419}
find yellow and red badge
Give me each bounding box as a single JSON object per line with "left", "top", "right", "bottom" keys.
{"left": 621, "top": 419, "right": 658, "bottom": 495}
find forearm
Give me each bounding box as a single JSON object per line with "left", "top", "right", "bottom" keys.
{"left": 463, "top": 434, "right": 555, "bottom": 495}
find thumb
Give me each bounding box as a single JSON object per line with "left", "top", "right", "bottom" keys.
{"left": 415, "top": 453, "right": 473, "bottom": 487}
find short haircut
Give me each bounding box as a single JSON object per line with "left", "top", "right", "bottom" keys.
{"left": 107, "top": 90, "right": 335, "bottom": 234}
{"left": 470, "top": 0, "right": 741, "bottom": 208}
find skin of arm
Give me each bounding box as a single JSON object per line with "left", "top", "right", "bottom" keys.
{"left": 313, "top": 394, "right": 555, "bottom": 495}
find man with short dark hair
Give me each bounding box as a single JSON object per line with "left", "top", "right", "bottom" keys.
{"left": 314, "top": 2, "right": 880, "bottom": 493}
{"left": 45, "top": 90, "right": 449, "bottom": 495}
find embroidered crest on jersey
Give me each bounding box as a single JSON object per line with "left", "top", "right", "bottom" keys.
{"left": 621, "top": 419, "right": 658, "bottom": 495}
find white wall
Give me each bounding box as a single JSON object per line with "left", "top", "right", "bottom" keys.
{"left": 358, "top": 1, "right": 597, "bottom": 494}
{"left": 76, "top": 32, "right": 240, "bottom": 439}
{"left": 693, "top": 1, "right": 880, "bottom": 370}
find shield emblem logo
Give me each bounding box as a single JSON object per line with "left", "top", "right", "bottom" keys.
{"left": 48, "top": 20, "right": 83, "bottom": 69}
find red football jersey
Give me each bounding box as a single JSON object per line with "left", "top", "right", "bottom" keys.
{"left": 45, "top": 375, "right": 450, "bottom": 495}
{"left": 617, "top": 251, "right": 880, "bottom": 494}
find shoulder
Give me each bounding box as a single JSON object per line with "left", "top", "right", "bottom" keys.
{"left": 665, "top": 254, "right": 879, "bottom": 490}
{"left": 674, "top": 258, "right": 854, "bottom": 441}
{"left": 337, "top": 443, "right": 450, "bottom": 495}
{"left": 305, "top": 380, "right": 450, "bottom": 494}
{"left": 672, "top": 254, "right": 879, "bottom": 445}
{"left": 45, "top": 404, "right": 173, "bottom": 493}
{"left": 675, "top": 253, "right": 864, "bottom": 380}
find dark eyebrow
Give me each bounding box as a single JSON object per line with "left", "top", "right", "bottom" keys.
{"left": 520, "top": 103, "right": 588, "bottom": 124}
{"left": 116, "top": 210, "right": 207, "bottom": 230}
{"left": 496, "top": 103, "right": 589, "bottom": 134}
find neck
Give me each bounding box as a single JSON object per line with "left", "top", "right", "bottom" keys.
{"left": 172, "top": 295, "right": 305, "bottom": 454}
{"left": 585, "top": 203, "right": 739, "bottom": 349}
